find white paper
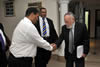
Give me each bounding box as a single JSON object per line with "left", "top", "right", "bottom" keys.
{"left": 77, "top": 45, "right": 83, "bottom": 58}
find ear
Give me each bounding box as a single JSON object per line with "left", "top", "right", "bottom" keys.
{"left": 30, "top": 12, "right": 34, "bottom": 16}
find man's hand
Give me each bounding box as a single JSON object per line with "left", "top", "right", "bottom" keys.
{"left": 51, "top": 43, "right": 57, "bottom": 51}
{"left": 81, "top": 54, "right": 86, "bottom": 58}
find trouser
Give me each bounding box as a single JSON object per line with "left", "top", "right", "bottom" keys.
{"left": 0, "top": 51, "right": 7, "bottom": 67}
{"left": 65, "top": 52, "right": 85, "bottom": 67}
{"left": 35, "top": 47, "right": 51, "bottom": 67}
{"left": 8, "top": 53, "right": 33, "bottom": 67}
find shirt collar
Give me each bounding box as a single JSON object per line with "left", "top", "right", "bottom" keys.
{"left": 39, "top": 16, "right": 46, "bottom": 20}
{"left": 72, "top": 22, "right": 75, "bottom": 29}
{"left": 24, "top": 17, "right": 32, "bottom": 24}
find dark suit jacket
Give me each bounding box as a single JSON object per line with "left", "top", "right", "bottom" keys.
{"left": 34, "top": 17, "right": 58, "bottom": 63}
{"left": 0, "top": 23, "right": 11, "bottom": 66}
{"left": 56, "top": 22, "right": 89, "bottom": 59}
{"left": 35, "top": 18, "right": 58, "bottom": 44}
{"left": 0, "top": 23, "right": 11, "bottom": 51}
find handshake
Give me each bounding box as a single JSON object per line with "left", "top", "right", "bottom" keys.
{"left": 50, "top": 43, "right": 57, "bottom": 51}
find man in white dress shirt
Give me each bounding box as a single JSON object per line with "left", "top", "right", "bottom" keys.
{"left": 8, "top": 7, "right": 55, "bottom": 67}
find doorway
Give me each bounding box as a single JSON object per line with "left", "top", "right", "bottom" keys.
{"left": 95, "top": 10, "right": 100, "bottom": 39}
{"left": 84, "top": 10, "right": 90, "bottom": 37}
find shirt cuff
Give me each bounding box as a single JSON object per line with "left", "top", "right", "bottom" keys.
{"left": 50, "top": 45, "right": 53, "bottom": 51}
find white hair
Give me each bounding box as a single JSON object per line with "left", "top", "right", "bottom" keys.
{"left": 64, "top": 12, "right": 75, "bottom": 19}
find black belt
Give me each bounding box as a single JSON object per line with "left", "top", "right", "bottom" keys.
{"left": 9, "top": 52, "right": 32, "bottom": 60}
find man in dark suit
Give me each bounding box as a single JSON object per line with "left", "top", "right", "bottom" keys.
{"left": 35, "top": 8, "right": 58, "bottom": 67}
{"left": 54, "top": 12, "right": 89, "bottom": 67}
{"left": 0, "top": 23, "right": 11, "bottom": 67}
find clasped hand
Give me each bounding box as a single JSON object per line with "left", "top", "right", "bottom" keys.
{"left": 50, "top": 43, "right": 57, "bottom": 51}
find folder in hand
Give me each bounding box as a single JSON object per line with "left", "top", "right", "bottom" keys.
{"left": 77, "top": 45, "right": 83, "bottom": 58}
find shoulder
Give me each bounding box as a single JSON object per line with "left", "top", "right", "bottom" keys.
{"left": 46, "top": 18, "right": 54, "bottom": 26}
{"left": 26, "top": 23, "right": 37, "bottom": 34}
{"left": 62, "top": 25, "right": 66, "bottom": 30}
{"left": 76, "top": 22, "right": 85, "bottom": 26}
{"left": 0, "top": 23, "right": 4, "bottom": 31}
{"left": 77, "top": 22, "right": 85, "bottom": 25}
{"left": 62, "top": 25, "right": 66, "bottom": 28}
{"left": 0, "top": 23, "right": 2, "bottom": 26}
{"left": 0, "top": 23, "right": 3, "bottom": 28}
{"left": 75, "top": 22, "right": 87, "bottom": 30}
{"left": 47, "top": 18, "right": 53, "bottom": 22}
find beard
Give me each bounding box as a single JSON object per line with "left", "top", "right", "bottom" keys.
{"left": 66, "top": 24, "right": 72, "bottom": 29}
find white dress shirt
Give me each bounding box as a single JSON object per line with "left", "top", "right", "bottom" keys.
{"left": 10, "top": 17, "right": 53, "bottom": 58}
{"left": 39, "top": 16, "right": 50, "bottom": 37}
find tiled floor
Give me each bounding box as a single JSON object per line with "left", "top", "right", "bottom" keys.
{"left": 47, "top": 39, "right": 100, "bottom": 67}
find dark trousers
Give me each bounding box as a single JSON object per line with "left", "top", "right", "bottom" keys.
{"left": 8, "top": 53, "right": 33, "bottom": 67}
{"left": 65, "top": 53, "right": 85, "bottom": 67}
{"left": 0, "top": 54, "right": 7, "bottom": 67}
{"left": 0, "top": 63, "right": 7, "bottom": 67}
{"left": 0, "top": 50, "right": 7, "bottom": 67}
{"left": 35, "top": 48, "right": 51, "bottom": 67}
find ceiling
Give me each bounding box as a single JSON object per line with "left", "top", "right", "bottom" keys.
{"left": 73, "top": 0, "right": 100, "bottom": 4}
{"left": 71, "top": 0, "right": 100, "bottom": 7}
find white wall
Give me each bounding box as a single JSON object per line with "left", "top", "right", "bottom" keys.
{"left": 0, "top": 0, "right": 33, "bottom": 40}
{"left": 42, "top": 0, "right": 59, "bottom": 34}
{"left": 0, "top": 0, "right": 59, "bottom": 40}
{"left": 90, "top": 9, "right": 95, "bottom": 38}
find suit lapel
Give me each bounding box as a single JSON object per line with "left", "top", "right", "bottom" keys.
{"left": 64, "top": 26, "right": 70, "bottom": 41}
{"left": 46, "top": 18, "right": 51, "bottom": 35}
{"left": 74, "top": 22, "right": 78, "bottom": 44}
{"left": 37, "top": 20, "right": 41, "bottom": 35}
{"left": 47, "top": 18, "right": 51, "bottom": 30}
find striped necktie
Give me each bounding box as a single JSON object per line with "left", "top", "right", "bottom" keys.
{"left": 42, "top": 18, "right": 47, "bottom": 37}
{"left": 0, "top": 33, "right": 5, "bottom": 51}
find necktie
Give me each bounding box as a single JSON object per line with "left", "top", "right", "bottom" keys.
{"left": 42, "top": 18, "right": 47, "bottom": 37}
{"left": 0, "top": 34, "right": 5, "bottom": 51}
{"left": 69, "top": 28, "right": 74, "bottom": 53}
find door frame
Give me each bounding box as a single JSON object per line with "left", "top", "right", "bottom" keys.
{"left": 84, "top": 9, "right": 91, "bottom": 38}
{"left": 95, "top": 9, "right": 100, "bottom": 39}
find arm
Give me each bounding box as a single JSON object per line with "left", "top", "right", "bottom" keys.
{"left": 27, "top": 24, "right": 53, "bottom": 51}
{"left": 82, "top": 23, "right": 90, "bottom": 57}
{"left": 5, "top": 35, "right": 11, "bottom": 51}
{"left": 50, "top": 20, "right": 58, "bottom": 43}
{"left": 0, "top": 23, "right": 4, "bottom": 32}
{"left": 55, "top": 26, "right": 64, "bottom": 48}
{"left": 0, "top": 23, "right": 11, "bottom": 51}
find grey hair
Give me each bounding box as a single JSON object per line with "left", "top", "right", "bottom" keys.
{"left": 64, "top": 12, "right": 75, "bottom": 19}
